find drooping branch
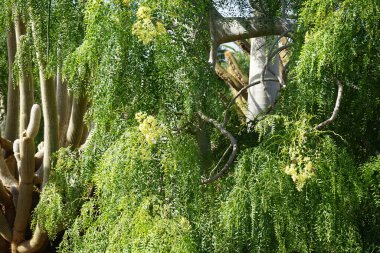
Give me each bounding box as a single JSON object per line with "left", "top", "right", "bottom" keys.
{"left": 208, "top": 7, "right": 295, "bottom": 65}
{"left": 197, "top": 111, "right": 238, "bottom": 184}
{"left": 315, "top": 80, "right": 343, "bottom": 130}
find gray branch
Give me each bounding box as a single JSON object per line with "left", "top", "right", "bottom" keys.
{"left": 315, "top": 80, "right": 343, "bottom": 130}
{"left": 198, "top": 111, "right": 238, "bottom": 184}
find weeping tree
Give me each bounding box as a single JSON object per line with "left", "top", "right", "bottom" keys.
{"left": 0, "top": 0, "right": 379, "bottom": 252}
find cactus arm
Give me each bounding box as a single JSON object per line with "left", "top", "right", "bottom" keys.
{"left": 26, "top": 104, "right": 41, "bottom": 139}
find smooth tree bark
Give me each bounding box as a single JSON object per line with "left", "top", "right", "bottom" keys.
{"left": 247, "top": 36, "right": 280, "bottom": 120}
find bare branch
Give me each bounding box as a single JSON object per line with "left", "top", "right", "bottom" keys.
{"left": 197, "top": 111, "right": 238, "bottom": 184}
{"left": 208, "top": 144, "right": 231, "bottom": 178}
{"left": 315, "top": 80, "right": 343, "bottom": 130}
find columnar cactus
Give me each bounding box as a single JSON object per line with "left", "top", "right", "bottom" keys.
{"left": 11, "top": 105, "right": 40, "bottom": 253}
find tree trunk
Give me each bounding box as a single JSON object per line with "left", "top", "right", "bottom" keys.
{"left": 246, "top": 37, "right": 280, "bottom": 120}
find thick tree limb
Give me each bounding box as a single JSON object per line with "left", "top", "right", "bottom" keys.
{"left": 208, "top": 7, "right": 295, "bottom": 65}
{"left": 16, "top": 226, "right": 48, "bottom": 253}
{"left": 0, "top": 153, "right": 18, "bottom": 189}
{"left": 315, "top": 80, "right": 343, "bottom": 130}
{"left": 197, "top": 111, "right": 238, "bottom": 184}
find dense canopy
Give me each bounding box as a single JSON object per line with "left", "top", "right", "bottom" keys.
{"left": 0, "top": 0, "right": 379, "bottom": 252}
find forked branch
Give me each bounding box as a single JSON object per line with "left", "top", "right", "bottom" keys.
{"left": 315, "top": 80, "right": 343, "bottom": 130}
{"left": 197, "top": 111, "right": 238, "bottom": 184}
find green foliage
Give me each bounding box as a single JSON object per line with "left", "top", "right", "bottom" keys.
{"left": 282, "top": 0, "right": 380, "bottom": 158}
{"left": 8, "top": 0, "right": 380, "bottom": 252}
{"left": 54, "top": 115, "right": 201, "bottom": 252}
{"left": 216, "top": 115, "right": 364, "bottom": 252}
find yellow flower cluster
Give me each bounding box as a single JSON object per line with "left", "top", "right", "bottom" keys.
{"left": 284, "top": 148, "right": 315, "bottom": 191}
{"left": 132, "top": 6, "right": 166, "bottom": 45}
{"left": 135, "top": 112, "right": 163, "bottom": 145}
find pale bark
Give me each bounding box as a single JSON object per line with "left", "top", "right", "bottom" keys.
{"left": 247, "top": 37, "right": 280, "bottom": 120}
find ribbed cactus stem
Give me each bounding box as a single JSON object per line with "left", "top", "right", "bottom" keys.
{"left": 5, "top": 24, "right": 19, "bottom": 142}
{"left": 56, "top": 72, "right": 69, "bottom": 146}
{"left": 12, "top": 137, "right": 34, "bottom": 253}
{"left": 66, "top": 94, "right": 87, "bottom": 148}
{"left": 26, "top": 104, "right": 41, "bottom": 139}
{"left": 15, "top": 16, "right": 34, "bottom": 137}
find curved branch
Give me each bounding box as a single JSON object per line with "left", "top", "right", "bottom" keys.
{"left": 223, "top": 78, "right": 278, "bottom": 127}
{"left": 315, "top": 80, "right": 343, "bottom": 130}
{"left": 197, "top": 111, "right": 238, "bottom": 184}
{"left": 260, "top": 32, "right": 293, "bottom": 88}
